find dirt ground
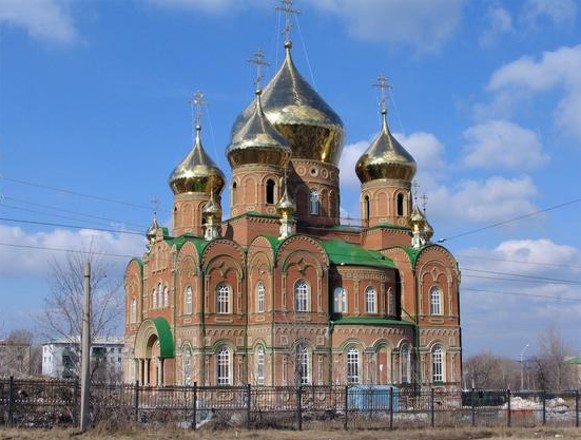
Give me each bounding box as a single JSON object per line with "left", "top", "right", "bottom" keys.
{"left": 1, "top": 427, "right": 581, "bottom": 440}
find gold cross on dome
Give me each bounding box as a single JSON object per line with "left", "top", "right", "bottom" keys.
{"left": 275, "top": 0, "right": 301, "bottom": 43}
{"left": 372, "top": 73, "right": 392, "bottom": 114}
{"left": 248, "top": 49, "right": 270, "bottom": 89}
{"left": 421, "top": 193, "right": 429, "bottom": 213}
{"left": 189, "top": 90, "right": 207, "bottom": 128}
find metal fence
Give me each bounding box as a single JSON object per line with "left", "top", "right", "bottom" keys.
{"left": 0, "top": 377, "right": 579, "bottom": 431}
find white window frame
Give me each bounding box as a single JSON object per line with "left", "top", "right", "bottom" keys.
{"left": 294, "top": 280, "right": 309, "bottom": 312}
{"left": 216, "top": 283, "right": 231, "bottom": 314}
{"left": 401, "top": 345, "right": 410, "bottom": 384}
{"left": 256, "top": 346, "right": 265, "bottom": 385}
{"left": 183, "top": 345, "right": 192, "bottom": 386}
{"left": 309, "top": 190, "right": 319, "bottom": 215}
{"left": 333, "top": 287, "right": 347, "bottom": 313}
{"left": 365, "top": 286, "right": 377, "bottom": 314}
{"left": 295, "top": 344, "right": 310, "bottom": 385}
{"left": 346, "top": 347, "right": 360, "bottom": 384}
{"left": 256, "top": 282, "right": 265, "bottom": 313}
{"left": 432, "top": 345, "right": 444, "bottom": 383}
{"left": 430, "top": 287, "right": 442, "bottom": 315}
{"left": 152, "top": 288, "right": 157, "bottom": 309}
{"left": 185, "top": 286, "right": 193, "bottom": 315}
{"left": 130, "top": 298, "right": 137, "bottom": 323}
{"left": 163, "top": 286, "right": 169, "bottom": 307}
{"left": 217, "top": 346, "right": 232, "bottom": 385}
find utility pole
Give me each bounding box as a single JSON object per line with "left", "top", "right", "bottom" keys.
{"left": 520, "top": 343, "right": 529, "bottom": 392}
{"left": 79, "top": 261, "right": 91, "bottom": 432}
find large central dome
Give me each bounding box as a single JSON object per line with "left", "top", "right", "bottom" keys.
{"left": 232, "top": 42, "right": 344, "bottom": 165}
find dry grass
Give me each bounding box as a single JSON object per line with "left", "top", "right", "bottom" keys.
{"left": 1, "top": 426, "right": 581, "bottom": 440}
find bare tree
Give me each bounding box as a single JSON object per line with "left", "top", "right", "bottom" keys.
{"left": 533, "top": 325, "right": 576, "bottom": 392}
{"left": 37, "top": 248, "right": 123, "bottom": 379}
{"left": 463, "top": 352, "right": 520, "bottom": 389}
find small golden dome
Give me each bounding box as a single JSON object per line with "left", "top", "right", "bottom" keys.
{"left": 202, "top": 193, "right": 222, "bottom": 219}
{"left": 409, "top": 205, "right": 426, "bottom": 228}
{"left": 232, "top": 42, "right": 344, "bottom": 165}
{"left": 276, "top": 184, "right": 296, "bottom": 217}
{"left": 227, "top": 89, "right": 292, "bottom": 168}
{"left": 356, "top": 110, "right": 416, "bottom": 183}
{"left": 169, "top": 125, "right": 225, "bottom": 195}
{"left": 424, "top": 218, "right": 434, "bottom": 242}
{"left": 146, "top": 216, "right": 159, "bottom": 243}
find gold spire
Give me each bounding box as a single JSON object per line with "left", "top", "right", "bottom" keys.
{"left": 231, "top": 38, "right": 344, "bottom": 165}
{"left": 169, "top": 91, "right": 225, "bottom": 195}
{"left": 276, "top": 171, "right": 296, "bottom": 217}
{"left": 275, "top": 0, "right": 300, "bottom": 45}
{"left": 227, "top": 50, "right": 292, "bottom": 168}
{"left": 355, "top": 74, "right": 416, "bottom": 183}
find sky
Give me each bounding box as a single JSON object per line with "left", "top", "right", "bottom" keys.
{"left": 0, "top": 0, "right": 580, "bottom": 361}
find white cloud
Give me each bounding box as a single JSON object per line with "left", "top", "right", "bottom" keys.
{"left": 314, "top": 0, "right": 462, "bottom": 52}
{"left": 522, "top": 0, "right": 577, "bottom": 29}
{"left": 462, "top": 120, "right": 549, "bottom": 170}
{"left": 479, "top": 4, "right": 514, "bottom": 47}
{"left": 0, "top": 226, "right": 144, "bottom": 278}
{"left": 486, "top": 44, "right": 581, "bottom": 143}
{"left": 0, "top": 0, "right": 77, "bottom": 43}
{"left": 144, "top": 0, "right": 265, "bottom": 14}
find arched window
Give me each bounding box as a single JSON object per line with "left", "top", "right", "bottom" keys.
{"left": 388, "top": 287, "right": 396, "bottom": 317}
{"left": 294, "top": 280, "right": 309, "bottom": 312}
{"left": 401, "top": 345, "right": 410, "bottom": 384}
{"left": 309, "top": 190, "right": 319, "bottom": 215}
{"left": 130, "top": 298, "right": 137, "bottom": 323}
{"left": 295, "top": 343, "right": 310, "bottom": 385}
{"left": 365, "top": 287, "right": 377, "bottom": 314}
{"left": 256, "top": 282, "right": 265, "bottom": 313}
{"left": 157, "top": 283, "right": 163, "bottom": 309}
{"left": 232, "top": 182, "right": 237, "bottom": 205}
{"left": 346, "top": 347, "right": 360, "bottom": 384}
{"left": 217, "top": 345, "right": 232, "bottom": 385}
{"left": 432, "top": 345, "right": 444, "bottom": 383}
{"left": 333, "top": 287, "right": 347, "bottom": 313}
{"left": 256, "top": 346, "right": 265, "bottom": 385}
{"left": 183, "top": 345, "right": 192, "bottom": 386}
{"left": 216, "top": 283, "right": 231, "bottom": 314}
{"left": 163, "top": 286, "right": 169, "bottom": 307}
{"left": 430, "top": 287, "right": 442, "bottom": 315}
{"left": 364, "top": 195, "right": 370, "bottom": 221}
{"left": 152, "top": 288, "right": 157, "bottom": 309}
{"left": 266, "top": 179, "right": 275, "bottom": 204}
{"left": 185, "top": 286, "right": 193, "bottom": 315}
{"left": 397, "top": 193, "right": 405, "bottom": 216}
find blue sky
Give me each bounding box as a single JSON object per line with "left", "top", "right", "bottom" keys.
{"left": 0, "top": 0, "right": 580, "bottom": 360}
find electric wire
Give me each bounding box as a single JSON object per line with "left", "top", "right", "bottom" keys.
{"left": 463, "top": 287, "right": 581, "bottom": 303}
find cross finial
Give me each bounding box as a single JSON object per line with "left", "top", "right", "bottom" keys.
{"left": 372, "top": 73, "right": 392, "bottom": 114}
{"left": 412, "top": 181, "right": 420, "bottom": 204}
{"left": 275, "top": 0, "right": 301, "bottom": 44}
{"left": 421, "top": 193, "right": 429, "bottom": 214}
{"left": 151, "top": 196, "right": 160, "bottom": 218}
{"left": 248, "top": 49, "right": 270, "bottom": 90}
{"left": 189, "top": 90, "right": 207, "bottom": 128}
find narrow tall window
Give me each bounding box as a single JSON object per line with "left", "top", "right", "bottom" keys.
{"left": 157, "top": 283, "right": 163, "bottom": 309}
{"left": 183, "top": 345, "right": 192, "bottom": 386}
{"left": 217, "top": 346, "right": 231, "bottom": 385}
{"left": 295, "top": 344, "right": 309, "bottom": 385}
{"left": 346, "top": 347, "right": 360, "bottom": 384}
{"left": 333, "top": 287, "right": 347, "bottom": 313}
{"left": 217, "top": 283, "right": 231, "bottom": 314}
{"left": 266, "top": 179, "right": 275, "bottom": 204}
{"left": 130, "top": 298, "right": 137, "bottom": 323}
{"left": 185, "top": 286, "right": 193, "bottom": 315}
{"left": 365, "top": 287, "right": 377, "bottom": 314}
{"left": 232, "top": 182, "right": 237, "bottom": 205}
{"left": 430, "top": 287, "right": 442, "bottom": 315}
{"left": 256, "top": 346, "right": 265, "bottom": 385}
{"left": 397, "top": 193, "right": 405, "bottom": 216}
{"left": 295, "top": 280, "right": 309, "bottom": 312}
{"left": 256, "top": 282, "right": 265, "bottom": 313}
{"left": 152, "top": 288, "right": 157, "bottom": 309}
{"left": 309, "top": 190, "right": 319, "bottom": 215}
{"left": 401, "top": 346, "right": 410, "bottom": 384}
{"left": 163, "top": 286, "right": 169, "bottom": 307}
{"left": 364, "top": 195, "right": 370, "bottom": 222}
{"left": 432, "top": 345, "right": 444, "bottom": 382}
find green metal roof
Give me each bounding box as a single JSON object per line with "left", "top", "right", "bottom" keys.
{"left": 566, "top": 356, "right": 581, "bottom": 364}
{"left": 165, "top": 234, "right": 209, "bottom": 255}
{"left": 332, "top": 316, "right": 416, "bottom": 327}
{"left": 366, "top": 223, "right": 412, "bottom": 232}
{"left": 401, "top": 246, "right": 423, "bottom": 267}
{"left": 151, "top": 317, "right": 174, "bottom": 358}
{"left": 320, "top": 239, "right": 395, "bottom": 268}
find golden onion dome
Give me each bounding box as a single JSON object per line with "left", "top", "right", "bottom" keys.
{"left": 424, "top": 217, "right": 434, "bottom": 242}
{"left": 146, "top": 215, "right": 159, "bottom": 243}
{"left": 169, "top": 125, "right": 225, "bottom": 195}
{"left": 355, "top": 110, "right": 416, "bottom": 184}
{"left": 276, "top": 184, "right": 296, "bottom": 217}
{"left": 409, "top": 205, "right": 426, "bottom": 228}
{"left": 227, "top": 89, "right": 292, "bottom": 168}
{"left": 232, "top": 42, "right": 344, "bottom": 165}
{"left": 202, "top": 192, "right": 222, "bottom": 219}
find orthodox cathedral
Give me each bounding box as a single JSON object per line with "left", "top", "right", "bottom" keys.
{"left": 124, "top": 16, "right": 462, "bottom": 388}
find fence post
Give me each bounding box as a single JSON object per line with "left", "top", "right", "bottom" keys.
{"left": 343, "top": 386, "right": 349, "bottom": 431}
{"left": 133, "top": 380, "right": 140, "bottom": 423}
{"left": 542, "top": 390, "right": 546, "bottom": 426}
{"left": 72, "top": 379, "right": 79, "bottom": 426}
{"left": 430, "top": 388, "right": 435, "bottom": 428}
{"left": 575, "top": 389, "right": 579, "bottom": 428}
{"left": 7, "top": 376, "right": 14, "bottom": 427}
{"left": 192, "top": 382, "right": 197, "bottom": 431}
{"left": 389, "top": 386, "right": 394, "bottom": 430}
{"left": 246, "top": 384, "right": 251, "bottom": 430}
{"left": 296, "top": 386, "right": 303, "bottom": 431}
{"left": 471, "top": 388, "right": 476, "bottom": 427}
{"left": 507, "top": 390, "right": 511, "bottom": 428}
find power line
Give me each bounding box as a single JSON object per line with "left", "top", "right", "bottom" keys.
{"left": 463, "top": 287, "right": 581, "bottom": 303}
{"left": 460, "top": 267, "right": 581, "bottom": 286}
{"left": 457, "top": 253, "right": 581, "bottom": 271}
{"left": 0, "top": 242, "right": 136, "bottom": 259}
{"left": 438, "top": 197, "right": 581, "bottom": 243}
{"left": 0, "top": 216, "right": 143, "bottom": 236}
